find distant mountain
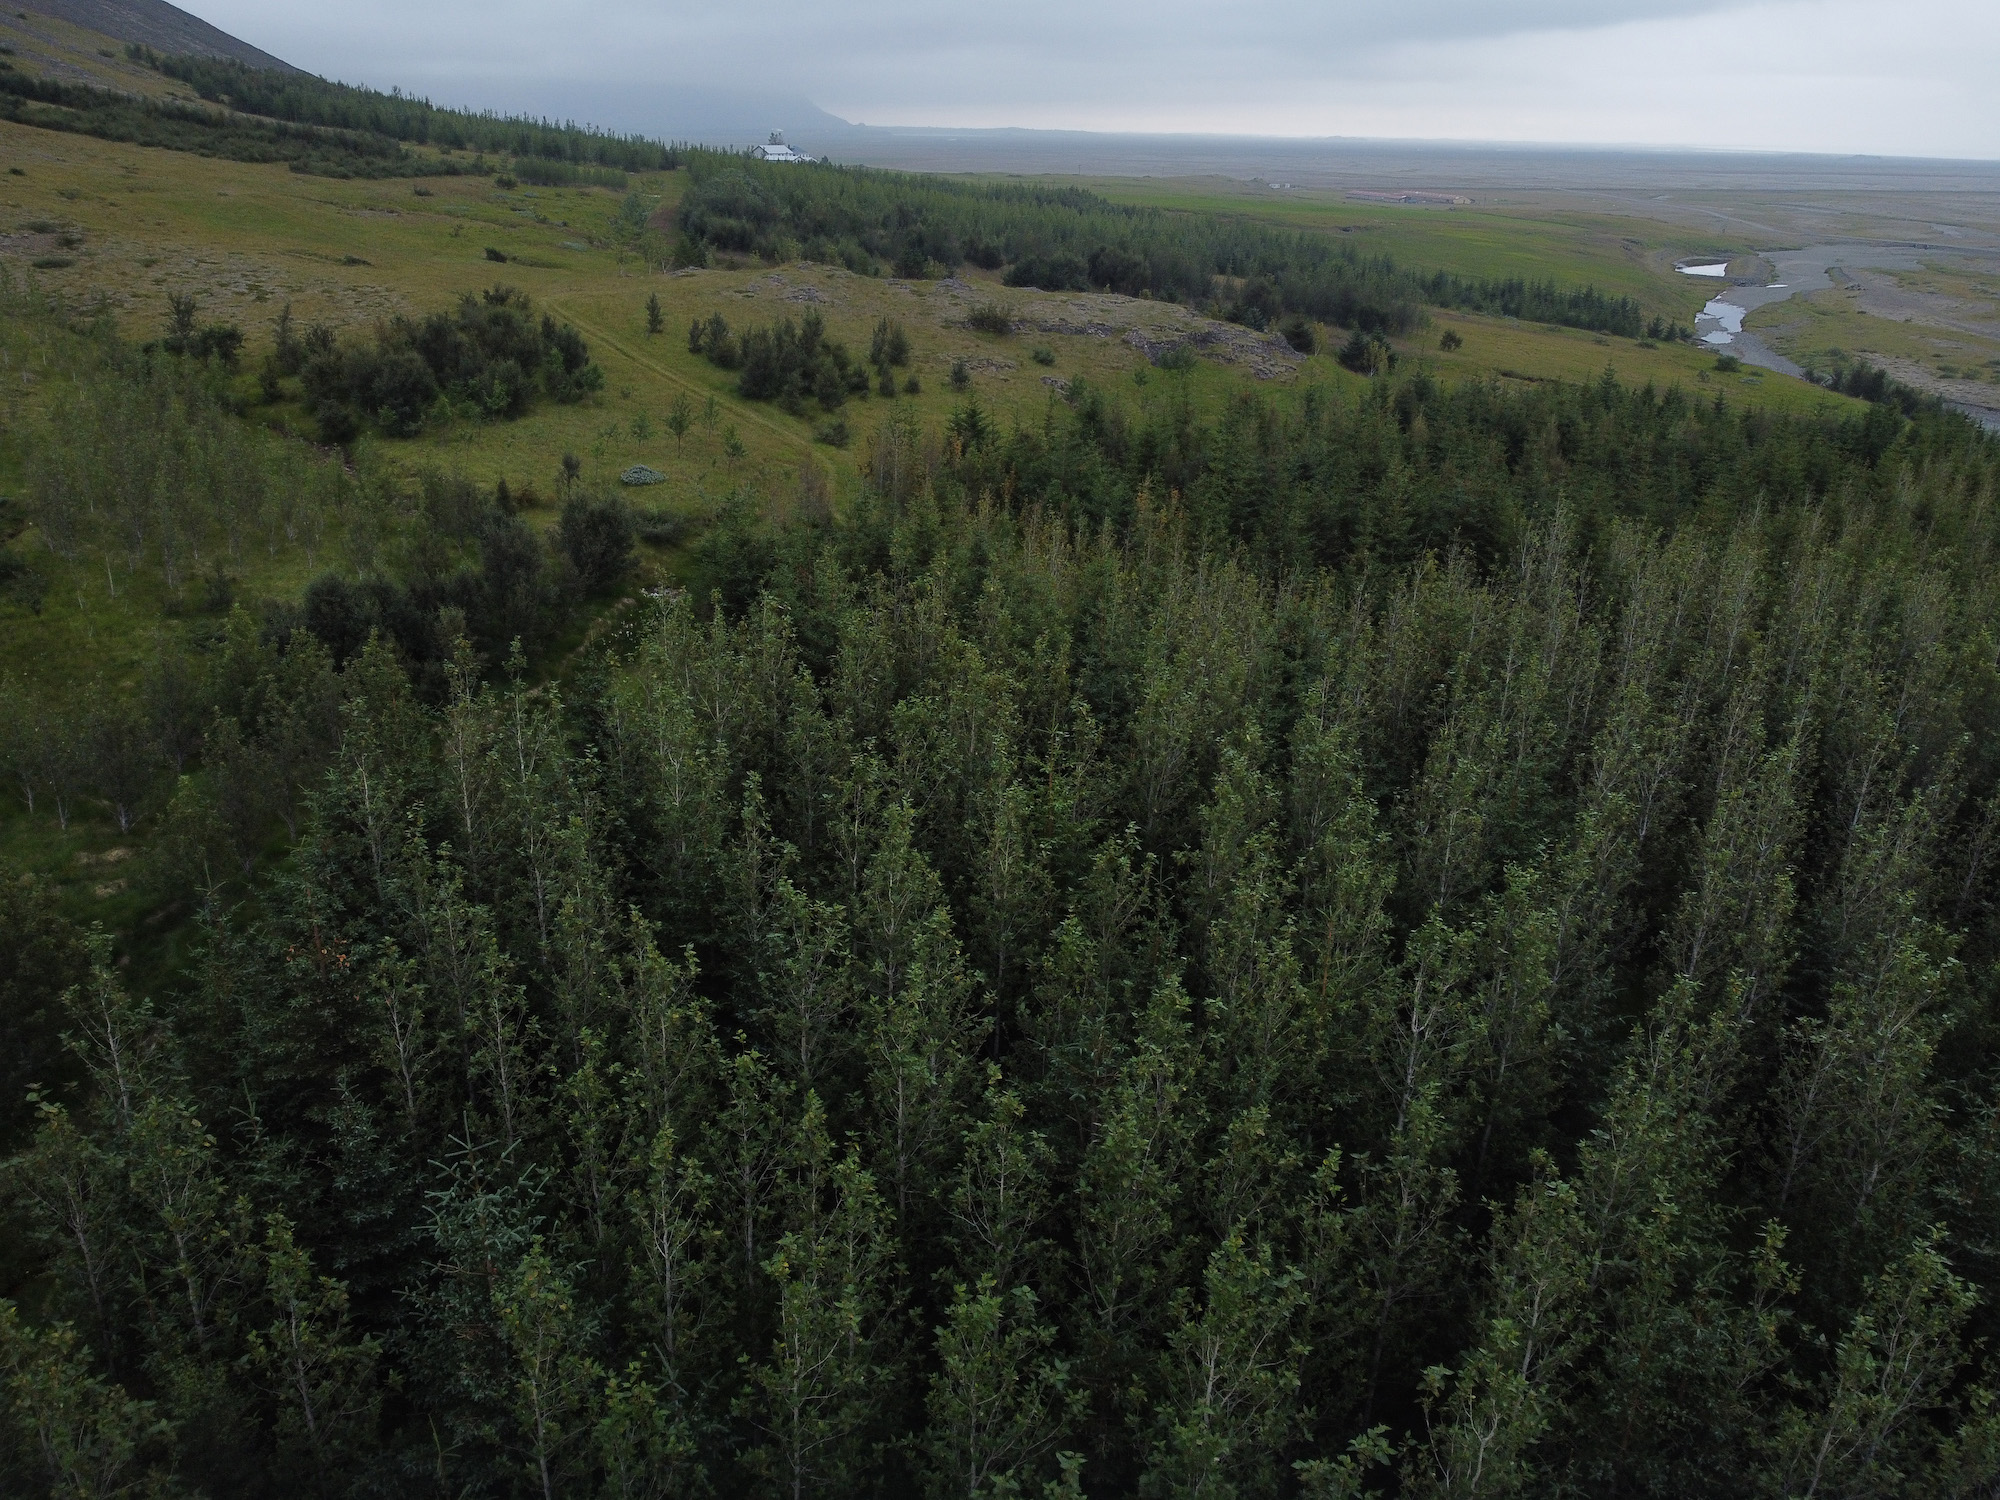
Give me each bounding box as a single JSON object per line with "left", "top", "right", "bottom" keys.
{"left": 18, "top": 0, "right": 295, "bottom": 72}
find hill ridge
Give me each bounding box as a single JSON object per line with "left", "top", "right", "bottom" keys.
{"left": 17, "top": 0, "right": 295, "bottom": 72}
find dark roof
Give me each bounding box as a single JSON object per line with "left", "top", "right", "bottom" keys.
{"left": 17, "top": 0, "right": 297, "bottom": 72}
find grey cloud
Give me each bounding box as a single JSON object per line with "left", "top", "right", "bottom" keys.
{"left": 175, "top": 0, "right": 1997, "bottom": 159}
{"left": 189, "top": 0, "right": 1758, "bottom": 106}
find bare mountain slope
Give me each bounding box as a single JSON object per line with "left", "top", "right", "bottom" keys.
{"left": 17, "top": 0, "right": 295, "bottom": 71}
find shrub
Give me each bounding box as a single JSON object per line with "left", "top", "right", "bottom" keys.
{"left": 196, "top": 567, "right": 235, "bottom": 614}
{"left": 869, "top": 318, "right": 911, "bottom": 368}
{"left": 1158, "top": 345, "right": 1197, "bottom": 373}
{"left": 484, "top": 246, "right": 509, "bottom": 263}
{"left": 688, "top": 313, "right": 739, "bottom": 368}
{"left": 949, "top": 359, "right": 971, "bottom": 391}
{"left": 814, "top": 416, "right": 851, "bottom": 447}
{"left": 368, "top": 348, "right": 439, "bottom": 435}
{"left": 1714, "top": 353, "right": 1743, "bottom": 373}
{"left": 0, "top": 548, "right": 45, "bottom": 614}
{"left": 1086, "top": 244, "right": 1147, "bottom": 295}
{"left": 558, "top": 493, "right": 636, "bottom": 591}
{"left": 1032, "top": 346, "right": 1055, "bottom": 366}
{"left": 299, "top": 286, "right": 601, "bottom": 438}
{"left": 156, "top": 294, "right": 244, "bottom": 366}
{"left": 314, "top": 399, "right": 360, "bottom": 447}
{"left": 494, "top": 175, "right": 518, "bottom": 190}
{"left": 1439, "top": 329, "right": 1464, "bottom": 351}
{"left": 675, "top": 169, "right": 780, "bottom": 256}
{"left": 1279, "top": 314, "right": 1317, "bottom": 355}
{"left": 513, "top": 157, "right": 626, "bottom": 190}
{"left": 1337, "top": 330, "right": 1395, "bottom": 376}
{"left": 967, "top": 302, "right": 1013, "bottom": 335}
{"left": 947, "top": 400, "right": 993, "bottom": 451}
{"left": 632, "top": 508, "right": 688, "bottom": 546}
{"left": 893, "top": 240, "right": 937, "bottom": 278}
{"left": 189, "top": 324, "right": 244, "bottom": 366}
{"left": 1004, "top": 251, "right": 1090, "bottom": 292}
{"left": 705, "top": 312, "right": 864, "bottom": 413}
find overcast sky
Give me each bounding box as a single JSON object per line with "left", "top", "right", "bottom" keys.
{"left": 183, "top": 0, "right": 1999, "bottom": 159}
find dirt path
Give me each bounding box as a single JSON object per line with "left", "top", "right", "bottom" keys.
{"left": 546, "top": 294, "right": 827, "bottom": 471}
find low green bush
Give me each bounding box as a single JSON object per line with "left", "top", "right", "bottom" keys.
{"left": 1338, "top": 329, "right": 1395, "bottom": 375}
{"left": 301, "top": 284, "right": 603, "bottom": 439}
{"left": 693, "top": 311, "right": 868, "bottom": 414}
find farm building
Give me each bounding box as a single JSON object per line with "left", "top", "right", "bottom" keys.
{"left": 750, "top": 131, "right": 810, "bottom": 163}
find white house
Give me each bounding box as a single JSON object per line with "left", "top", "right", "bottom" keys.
{"left": 750, "top": 131, "right": 810, "bottom": 164}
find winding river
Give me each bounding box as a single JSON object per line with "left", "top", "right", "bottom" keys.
{"left": 1678, "top": 245, "right": 2000, "bottom": 432}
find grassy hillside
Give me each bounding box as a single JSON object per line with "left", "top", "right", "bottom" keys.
{"left": 0, "top": 7, "right": 187, "bottom": 98}
{"left": 0, "top": 115, "right": 1861, "bottom": 479}
{"left": 0, "top": 22, "right": 1865, "bottom": 940}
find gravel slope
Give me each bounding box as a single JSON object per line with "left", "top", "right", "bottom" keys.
{"left": 17, "top": 0, "right": 296, "bottom": 72}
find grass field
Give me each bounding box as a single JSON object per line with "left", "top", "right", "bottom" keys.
{"left": 1416, "top": 307, "right": 1855, "bottom": 415}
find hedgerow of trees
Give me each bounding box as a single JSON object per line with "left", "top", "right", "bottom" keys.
{"left": 131, "top": 50, "right": 682, "bottom": 174}
{"left": 672, "top": 154, "right": 1653, "bottom": 340}
{"left": 7, "top": 250, "right": 2000, "bottom": 1498}
{"left": 0, "top": 68, "right": 448, "bottom": 180}
{"left": 1, "top": 49, "right": 677, "bottom": 184}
